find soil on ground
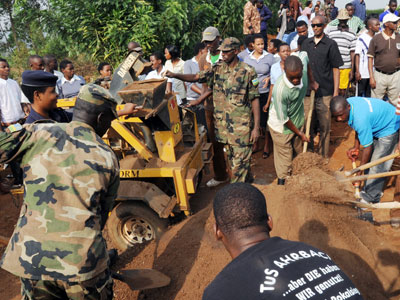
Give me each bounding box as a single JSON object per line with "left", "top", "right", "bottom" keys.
{"left": 1, "top": 121, "right": 400, "bottom": 300}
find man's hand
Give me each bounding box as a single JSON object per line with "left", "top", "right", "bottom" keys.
{"left": 369, "top": 77, "right": 376, "bottom": 89}
{"left": 263, "top": 103, "right": 270, "bottom": 113}
{"left": 349, "top": 70, "right": 354, "bottom": 82}
{"left": 355, "top": 71, "right": 361, "bottom": 82}
{"left": 250, "top": 127, "right": 260, "bottom": 143}
{"left": 309, "top": 81, "right": 319, "bottom": 91}
{"left": 164, "top": 70, "right": 174, "bottom": 78}
{"left": 186, "top": 99, "right": 201, "bottom": 107}
{"left": 299, "top": 132, "right": 310, "bottom": 143}
{"left": 347, "top": 147, "right": 359, "bottom": 160}
{"left": 117, "top": 103, "right": 141, "bottom": 117}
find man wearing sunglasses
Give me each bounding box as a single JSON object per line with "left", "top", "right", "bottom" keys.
{"left": 367, "top": 13, "right": 400, "bottom": 107}
{"left": 301, "top": 16, "right": 343, "bottom": 158}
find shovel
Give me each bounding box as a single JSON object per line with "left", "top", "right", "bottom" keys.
{"left": 303, "top": 90, "right": 315, "bottom": 153}
{"left": 339, "top": 170, "right": 400, "bottom": 183}
{"left": 344, "top": 152, "right": 400, "bottom": 176}
{"left": 112, "top": 269, "right": 171, "bottom": 290}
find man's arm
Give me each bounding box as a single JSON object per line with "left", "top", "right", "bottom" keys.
{"left": 165, "top": 71, "right": 200, "bottom": 82}
{"left": 333, "top": 68, "right": 340, "bottom": 97}
{"left": 100, "top": 168, "right": 119, "bottom": 230}
{"left": 187, "top": 89, "right": 212, "bottom": 107}
{"left": 307, "top": 64, "right": 319, "bottom": 91}
{"left": 264, "top": 6, "right": 273, "bottom": 21}
{"left": 0, "top": 127, "right": 32, "bottom": 163}
{"left": 285, "top": 120, "right": 310, "bottom": 142}
{"left": 349, "top": 50, "right": 355, "bottom": 81}
{"left": 368, "top": 56, "right": 376, "bottom": 89}
{"left": 355, "top": 54, "right": 361, "bottom": 81}
{"left": 251, "top": 98, "right": 260, "bottom": 143}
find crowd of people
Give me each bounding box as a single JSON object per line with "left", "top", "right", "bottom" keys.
{"left": 0, "top": 0, "right": 399, "bottom": 299}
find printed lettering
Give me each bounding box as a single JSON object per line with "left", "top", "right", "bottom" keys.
{"left": 305, "top": 269, "right": 322, "bottom": 282}
{"left": 259, "top": 268, "right": 279, "bottom": 293}
{"left": 295, "top": 288, "right": 316, "bottom": 300}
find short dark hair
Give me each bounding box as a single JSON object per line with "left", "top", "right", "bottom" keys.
{"left": 28, "top": 55, "right": 43, "bottom": 65}
{"left": 284, "top": 56, "right": 303, "bottom": 72}
{"left": 389, "top": 0, "right": 398, "bottom": 5}
{"left": 244, "top": 34, "right": 255, "bottom": 47}
{"left": 253, "top": 33, "right": 264, "bottom": 42}
{"left": 330, "top": 95, "right": 348, "bottom": 114}
{"left": 165, "top": 45, "right": 180, "bottom": 60}
{"left": 296, "top": 20, "right": 308, "bottom": 28}
{"left": 306, "top": 0, "right": 312, "bottom": 6}
{"left": 315, "top": 4, "right": 320, "bottom": 8}
{"left": 194, "top": 42, "right": 206, "bottom": 55}
{"left": 270, "top": 39, "right": 282, "bottom": 50}
{"left": 150, "top": 51, "right": 165, "bottom": 64}
{"left": 213, "top": 183, "right": 269, "bottom": 235}
{"left": 59, "top": 59, "right": 73, "bottom": 71}
{"left": 0, "top": 58, "right": 8, "bottom": 64}
{"left": 43, "top": 54, "right": 56, "bottom": 65}
{"left": 297, "top": 35, "right": 308, "bottom": 48}
{"left": 345, "top": 2, "right": 354, "bottom": 9}
{"left": 97, "top": 62, "right": 110, "bottom": 73}
{"left": 278, "top": 42, "right": 289, "bottom": 52}
{"left": 21, "top": 85, "right": 48, "bottom": 104}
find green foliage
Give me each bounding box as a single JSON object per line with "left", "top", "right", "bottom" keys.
{"left": 1, "top": 0, "right": 282, "bottom": 69}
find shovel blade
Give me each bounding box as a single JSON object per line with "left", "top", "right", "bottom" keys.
{"left": 113, "top": 269, "right": 171, "bottom": 290}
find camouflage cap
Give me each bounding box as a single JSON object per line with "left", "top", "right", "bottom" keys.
{"left": 77, "top": 83, "right": 118, "bottom": 116}
{"left": 218, "top": 37, "right": 241, "bottom": 51}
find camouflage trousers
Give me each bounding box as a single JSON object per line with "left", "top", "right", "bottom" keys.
{"left": 20, "top": 269, "right": 113, "bottom": 300}
{"left": 225, "top": 144, "right": 253, "bottom": 183}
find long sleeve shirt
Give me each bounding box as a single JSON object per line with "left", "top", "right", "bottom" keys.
{"left": 258, "top": 5, "right": 272, "bottom": 32}
{"left": 243, "top": 1, "right": 261, "bottom": 34}
{"left": 352, "top": 0, "right": 366, "bottom": 21}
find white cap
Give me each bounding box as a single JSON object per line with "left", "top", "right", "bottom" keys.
{"left": 382, "top": 13, "right": 400, "bottom": 24}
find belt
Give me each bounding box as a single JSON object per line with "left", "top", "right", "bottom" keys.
{"left": 375, "top": 68, "right": 400, "bottom": 75}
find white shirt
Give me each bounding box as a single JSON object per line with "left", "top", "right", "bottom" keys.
{"left": 165, "top": 59, "right": 186, "bottom": 104}
{"left": 145, "top": 66, "right": 166, "bottom": 80}
{"left": 0, "top": 78, "right": 26, "bottom": 123}
{"left": 355, "top": 32, "right": 373, "bottom": 79}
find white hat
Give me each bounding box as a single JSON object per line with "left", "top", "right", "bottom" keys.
{"left": 382, "top": 13, "right": 400, "bottom": 24}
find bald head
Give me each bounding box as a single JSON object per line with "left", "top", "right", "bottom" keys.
{"left": 313, "top": 15, "right": 326, "bottom": 24}
{"left": 284, "top": 56, "right": 303, "bottom": 73}
{"left": 330, "top": 96, "right": 348, "bottom": 114}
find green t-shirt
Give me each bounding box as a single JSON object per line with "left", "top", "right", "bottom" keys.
{"left": 270, "top": 74, "right": 307, "bottom": 134}
{"left": 210, "top": 53, "right": 220, "bottom": 64}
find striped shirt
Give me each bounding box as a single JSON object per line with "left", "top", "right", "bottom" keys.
{"left": 328, "top": 16, "right": 365, "bottom": 34}
{"left": 328, "top": 29, "right": 356, "bottom": 69}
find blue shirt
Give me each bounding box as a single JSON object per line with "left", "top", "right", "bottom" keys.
{"left": 379, "top": 10, "right": 399, "bottom": 22}
{"left": 25, "top": 107, "right": 72, "bottom": 124}
{"left": 258, "top": 5, "right": 272, "bottom": 32}
{"left": 352, "top": 0, "right": 366, "bottom": 21}
{"left": 347, "top": 97, "right": 400, "bottom": 147}
{"left": 270, "top": 61, "right": 283, "bottom": 85}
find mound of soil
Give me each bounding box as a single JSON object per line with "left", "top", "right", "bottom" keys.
{"left": 108, "top": 160, "right": 400, "bottom": 300}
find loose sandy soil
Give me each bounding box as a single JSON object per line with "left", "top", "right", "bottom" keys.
{"left": 1, "top": 121, "right": 400, "bottom": 300}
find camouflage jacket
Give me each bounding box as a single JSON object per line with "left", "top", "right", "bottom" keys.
{"left": 0, "top": 121, "right": 119, "bottom": 281}
{"left": 198, "top": 60, "right": 259, "bottom": 146}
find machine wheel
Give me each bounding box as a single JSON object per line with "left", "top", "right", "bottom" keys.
{"left": 107, "top": 202, "right": 168, "bottom": 251}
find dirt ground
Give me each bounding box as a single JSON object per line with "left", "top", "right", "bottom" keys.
{"left": 1, "top": 121, "right": 400, "bottom": 300}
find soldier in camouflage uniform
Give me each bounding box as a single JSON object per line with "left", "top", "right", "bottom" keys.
{"left": 166, "top": 37, "right": 260, "bottom": 183}
{"left": 0, "top": 84, "right": 124, "bottom": 299}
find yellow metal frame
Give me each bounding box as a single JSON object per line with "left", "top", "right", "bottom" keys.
{"left": 56, "top": 95, "right": 205, "bottom": 215}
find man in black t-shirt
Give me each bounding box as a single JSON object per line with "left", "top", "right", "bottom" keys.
{"left": 203, "top": 183, "right": 364, "bottom": 300}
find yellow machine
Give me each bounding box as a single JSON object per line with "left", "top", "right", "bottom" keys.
{"left": 55, "top": 53, "right": 212, "bottom": 250}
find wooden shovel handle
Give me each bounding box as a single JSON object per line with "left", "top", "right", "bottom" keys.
{"left": 340, "top": 170, "right": 400, "bottom": 183}
{"left": 303, "top": 90, "right": 315, "bottom": 153}
{"left": 345, "top": 152, "right": 400, "bottom": 176}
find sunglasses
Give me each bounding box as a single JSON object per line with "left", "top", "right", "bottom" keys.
{"left": 311, "top": 23, "right": 324, "bottom": 28}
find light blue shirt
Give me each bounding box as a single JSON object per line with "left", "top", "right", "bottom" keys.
{"left": 347, "top": 97, "right": 400, "bottom": 148}
{"left": 352, "top": 0, "right": 366, "bottom": 21}
{"left": 270, "top": 61, "right": 283, "bottom": 85}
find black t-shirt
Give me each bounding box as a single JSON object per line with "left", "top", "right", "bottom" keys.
{"left": 202, "top": 237, "right": 364, "bottom": 300}
{"left": 302, "top": 35, "right": 344, "bottom": 97}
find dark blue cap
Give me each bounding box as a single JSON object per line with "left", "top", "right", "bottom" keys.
{"left": 22, "top": 70, "right": 58, "bottom": 87}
